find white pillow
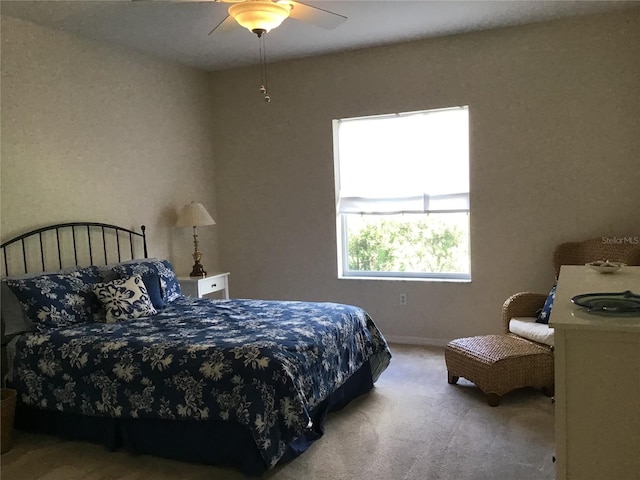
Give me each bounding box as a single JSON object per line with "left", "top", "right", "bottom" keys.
{"left": 93, "top": 275, "right": 157, "bottom": 323}
{"left": 509, "top": 317, "right": 554, "bottom": 347}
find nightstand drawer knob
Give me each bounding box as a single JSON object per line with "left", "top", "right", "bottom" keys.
{"left": 211, "top": 283, "right": 217, "bottom": 288}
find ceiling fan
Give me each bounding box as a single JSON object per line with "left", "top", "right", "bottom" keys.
{"left": 137, "top": 0, "right": 347, "bottom": 101}
{"left": 209, "top": 0, "right": 347, "bottom": 37}
{"left": 207, "top": 0, "right": 347, "bottom": 102}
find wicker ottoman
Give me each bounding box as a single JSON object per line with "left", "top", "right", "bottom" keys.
{"left": 444, "top": 334, "right": 554, "bottom": 406}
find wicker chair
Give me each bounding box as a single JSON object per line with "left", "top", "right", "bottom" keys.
{"left": 445, "top": 237, "right": 640, "bottom": 406}
{"left": 552, "top": 237, "right": 640, "bottom": 278}
{"left": 504, "top": 238, "right": 640, "bottom": 333}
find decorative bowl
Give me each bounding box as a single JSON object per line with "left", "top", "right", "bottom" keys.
{"left": 585, "top": 260, "right": 624, "bottom": 274}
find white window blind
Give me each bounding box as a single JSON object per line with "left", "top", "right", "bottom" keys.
{"left": 335, "top": 106, "right": 469, "bottom": 215}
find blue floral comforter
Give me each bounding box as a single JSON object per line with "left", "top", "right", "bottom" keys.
{"left": 11, "top": 297, "right": 391, "bottom": 467}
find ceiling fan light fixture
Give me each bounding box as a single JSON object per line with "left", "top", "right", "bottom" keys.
{"left": 229, "top": 1, "right": 292, "bottom": 35}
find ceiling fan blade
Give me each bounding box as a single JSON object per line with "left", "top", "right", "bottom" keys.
{"left": 287, "top": 1, "right": 347, "bottom": 30}
{"left": 208, "top": 13, "right": 236, "bottom": 35}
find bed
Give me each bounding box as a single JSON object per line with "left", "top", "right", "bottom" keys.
{"left": 1, "top": 222, "right": 391, "bottom": 475}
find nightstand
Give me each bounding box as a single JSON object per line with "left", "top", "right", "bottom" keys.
{"left": 178, "top": 272, "right": 230, "bottom": 299}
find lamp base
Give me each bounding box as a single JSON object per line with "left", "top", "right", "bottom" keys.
{"left": 189, "top": 261, "right": 207, "bottom": 278}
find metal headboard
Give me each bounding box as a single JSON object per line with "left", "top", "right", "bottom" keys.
{"left": 1, "top": 222, "right": 148, "bottom": 277}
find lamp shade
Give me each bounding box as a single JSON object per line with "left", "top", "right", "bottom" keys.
{"left": 176, "top": 202, "right": 216, "bottom": 227}
{"left": 228, "top": 1, "right": 291, "bottom": 34}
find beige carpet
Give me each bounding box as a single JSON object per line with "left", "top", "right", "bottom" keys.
{"left": 0, "top": 344, "right": 555, "bottom": 480}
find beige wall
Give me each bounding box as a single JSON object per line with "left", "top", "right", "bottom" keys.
{"left": 2, "top": 11, "right": 639, "bottom": 345}
{"left": 211, "top": 10, "right": 640, "bottom": 344}
{"left": 0, "top": 16, "right": 219, "bottom": 276}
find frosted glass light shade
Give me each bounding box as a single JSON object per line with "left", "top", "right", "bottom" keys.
{"left": 229, "top": 1, "right": 291, "bottom": 34}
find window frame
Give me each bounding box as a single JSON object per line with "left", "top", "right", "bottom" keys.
{"left": 333, "top": 106, "right": 471, "bottom": 281}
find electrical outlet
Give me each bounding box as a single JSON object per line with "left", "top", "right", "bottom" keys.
{"left": 399, "top": 293, "right": 407, "bottom": 305}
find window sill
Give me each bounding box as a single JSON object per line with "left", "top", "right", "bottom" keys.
{"left": 338, "top": 275, "right": 471, "bottom": 283}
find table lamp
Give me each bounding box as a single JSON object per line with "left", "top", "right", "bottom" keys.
{"left": 176, "top": 201, "right": 216, "bottom": 277}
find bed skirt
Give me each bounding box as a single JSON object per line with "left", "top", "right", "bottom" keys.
{"left": 13, "top": 359, "right": 375, "bottom": 476}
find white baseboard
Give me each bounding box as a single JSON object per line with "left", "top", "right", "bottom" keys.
{"left": 385, "top": 335, "right": 449, "bottom": 348}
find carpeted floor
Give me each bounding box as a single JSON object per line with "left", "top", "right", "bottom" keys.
{"left": 0, "top": 344, "right": 555, "bottom": 480}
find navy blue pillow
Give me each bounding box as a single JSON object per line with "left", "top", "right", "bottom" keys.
{"left": 5, "top": 266, "right": 103, "bottom": 328}
{"left": 536, "top": 284, "right": 557, "bottom": 324}
{"left": 112, "top": 258, "right": 181, "bottom": 302}
{"left": 142, "top": 273, "right": 164, "bottom": 310}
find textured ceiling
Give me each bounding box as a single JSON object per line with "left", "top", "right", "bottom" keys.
{"left": 2, "top": 0, "right": 637, "bottom": 71}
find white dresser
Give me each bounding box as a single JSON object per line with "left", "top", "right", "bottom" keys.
{"left": 551, "top": 266, "right": 640, "bottom": 480}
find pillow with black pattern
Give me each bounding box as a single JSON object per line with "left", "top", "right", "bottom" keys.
{"left": 536, "top": 284, "right": 557, "bottom": 325}
{"left": 112, "top": 258, "right": 181, "bottom": 303}
{"left": 92, "top": 274, "right": 157, "bottom": 323}
{"left": 5, "top": 266, "right": 103, "bottom": 329}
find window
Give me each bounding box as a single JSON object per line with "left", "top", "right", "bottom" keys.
{"left": 333, "top": 106, "right": 470, "bottom": 280}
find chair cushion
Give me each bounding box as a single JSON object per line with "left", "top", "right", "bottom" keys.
{"left": 509, "top": 317, "right": 554, "bottom": 347}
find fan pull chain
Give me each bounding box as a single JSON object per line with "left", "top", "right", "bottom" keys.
{"left": 258, "top": 33, "right": 270, "bottom": 103}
